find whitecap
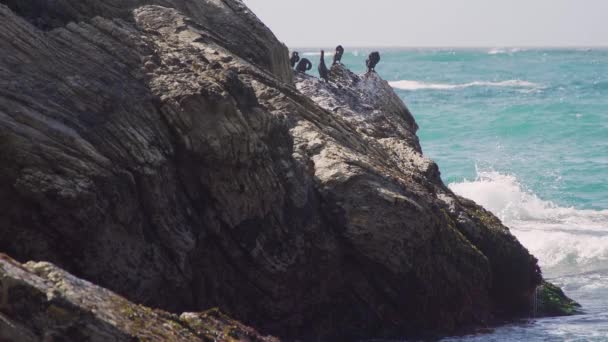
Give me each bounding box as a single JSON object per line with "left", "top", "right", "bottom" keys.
{"left": 302, "top": 51, "right": 335, "bottom": 57}
{"left": 389, "top": 79, "right": 541, "bottom": 91}
{"left": 488, "top": 47, "right": 525, "bottom": 55}
{"left": 449, "top": 169, "right": 608, "bottom": 276}
{"left": 488, "top": 48, "right": 507, "bottom": 55}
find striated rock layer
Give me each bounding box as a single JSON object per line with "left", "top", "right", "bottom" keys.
{"left": 0, "top": 0, "right": 574, "bottom": 340}
{"left": 0, "top": 254, "right": 277, "bottom": 341}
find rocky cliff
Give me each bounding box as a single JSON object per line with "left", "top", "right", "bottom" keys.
{"left": 0, "top": 254, "right": 278, "bottom": 341}
{"left": 0, "top": 0, "right": 574, "bottom": 340}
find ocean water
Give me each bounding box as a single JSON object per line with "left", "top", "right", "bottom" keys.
{"left": 326, "top": 48, "right": 608, "bottom": 340}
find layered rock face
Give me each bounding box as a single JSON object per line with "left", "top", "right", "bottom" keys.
{"left": 0, "top": 254, "right": 277, "bottom": 341}
{"left": 0, "top": 0, "right": 556, "bottom": 340}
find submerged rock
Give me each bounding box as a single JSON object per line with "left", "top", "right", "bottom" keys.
{"left": 0, "top": 254, "right": 278, "bottom": 341}
{"left": 0, "top": 0, "right": 578, "bottom": 340}
{"left": 535, "top": 281, "right": 582, "bottom": 317}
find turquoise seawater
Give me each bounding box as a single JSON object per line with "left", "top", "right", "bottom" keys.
{"left": 304, "top": 48, "right": 608, "bottom": 340}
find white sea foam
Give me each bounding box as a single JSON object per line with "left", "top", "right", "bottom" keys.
{"left": 488, "top": 48, "right": 505, "bottom": 55}
{"left": 449, "top": 170, "right": 608, "bottom": 276}
{"left": 302, "top": 51, "right": 335, "bottom": 57}
{"left": 488, "top": 47, "right": 525, "bottom": 55}
{"left": 389, "top": 79, "right": 540, "bottom": 91}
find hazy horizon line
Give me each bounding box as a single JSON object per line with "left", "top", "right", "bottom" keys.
{"left": 289, "top": 45, "right": 608, "bottom": 50}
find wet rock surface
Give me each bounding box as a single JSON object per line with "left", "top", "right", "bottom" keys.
{"left": 534, "top": 281, "right": 582, "bottom": 317}
{"left": 0, "top": 0, "right": 576, "bottom": 340}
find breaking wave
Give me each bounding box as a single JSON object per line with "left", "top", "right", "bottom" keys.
{"left": 449, "top": 170, "right": 608, "bottom": 276}
{"left": 389, "top": 79, "right": 540, "bottom": 91}
{"left": 488, "top": 47, "right": 525, "bottom": 55}
{"left": 302, "top": 51, "right": 334, "bottom": 57}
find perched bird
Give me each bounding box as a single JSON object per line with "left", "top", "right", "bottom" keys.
{"left": 318, "top": 50, "right": 329, "bottom": 82}
{"left": 333, "top": 45, "right": 344, "bottom": 65}
{"left": 290, "top": 51, "right": 300, "bottom": 68}
{"left": 366, "top": 51, "right": 381, "bottom": 73}
{"left": 295, "top": 58, "right": 312, "bottom": 73}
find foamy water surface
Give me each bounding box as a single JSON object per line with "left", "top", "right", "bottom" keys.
{"left": 389, "top": 79, "right": 540, "bottom": 91}
{"left": 447, "top": 170, "right": 608, "bottom": 341}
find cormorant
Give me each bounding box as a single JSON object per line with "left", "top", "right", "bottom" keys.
{"left": 318, "top": 50, "right": 329, "bottom": 82}
{"left": 333, "top": 45, "right": 344, "bottom": 65}
{"left": 290, "top": 51, "right": 300, "bottom": 68}
{"left": 366, "top": 51, "right": 381, "bottom": 73}
{"left": 295, "top": 58, "right": 312, "bottom": 73}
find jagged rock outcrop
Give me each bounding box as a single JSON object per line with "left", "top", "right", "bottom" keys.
{"left": 534, "top": 281, "right": 582, "bottom": 317}
{"left": 1, "top": 0, "right": 292, "bottom": 83}
{"left": 0, "top": 254, "right": 278, "bottom": 341}
{"left": 0, "top": 0, "right": 574, "bottom": 340}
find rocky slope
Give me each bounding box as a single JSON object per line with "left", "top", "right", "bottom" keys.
{"left": 0, "top": 0, "right": 575, "bottom": 340}
{"left": 0, "top": 254, "right": 277, "bottom": 341}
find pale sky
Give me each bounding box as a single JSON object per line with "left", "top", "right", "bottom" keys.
{"left": 243, "top": 0, "right": 608, "bottom": 47}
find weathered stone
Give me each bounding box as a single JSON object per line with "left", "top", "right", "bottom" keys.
{"left": 535, "top": 281, "right": 582, "bottom": 317}
{"left": 0, "top": 0, "right": 292, "bottom": 83}
{"left": 0, "top": 254, "right": 278, "bottom": 342}
{"left": 0, "top": 1, "right": 577, "bottom": 341}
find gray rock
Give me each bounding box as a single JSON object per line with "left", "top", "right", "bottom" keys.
{"left": 0, "top": 254, "right": 278, "bottom": 341}
{"left": 0, "top": 1, "right": 574, "bottom": 340}
{"left": 1, "top": 0, "right": 292, "bottom": 83}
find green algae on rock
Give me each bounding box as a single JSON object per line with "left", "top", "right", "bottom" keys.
{"left": 535, "top": 281, "right": 582, "bottom": 317}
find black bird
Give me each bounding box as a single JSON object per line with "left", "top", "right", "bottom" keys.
{"left": 295, "top": 58, "right": 312, "bottom": 73}
{"left": 290, "top": 51, "right": 300, "bottom": 68}
{"left": 318, "top": 50, "right": 329, "bottom": 82}
{"left": 366, "top": 51, "right": 381, "bottom": 73}
{"left": 333, "top": 45, "right": 344, "bottom": 65}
